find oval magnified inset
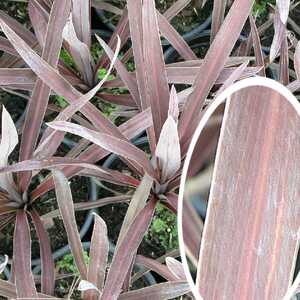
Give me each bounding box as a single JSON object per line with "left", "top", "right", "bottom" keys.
{"left": 178, "top": 77, "right": 300, "bottom": 300}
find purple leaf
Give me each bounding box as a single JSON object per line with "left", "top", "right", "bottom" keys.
{"left": 163, "top": 0, "right": 192, "bottom": 21}
{"left": 72, "top": 0, "right": 91, "bottom": 48}
{"left": 34, "top": 35, "right": 121, "bottom": 160}
{"left": 142, "top": 0, "right": 170, "bottom": 141}
{"left": 63, "top": 16, "right": 94, "bottom": 86}
{"left": 13, "top": 211, "right": 38, "bottom": 298}
{"left": 18, "top": 0, "right": 71, "bottom": 192}
{"left": 47, "top": 121, "right": 157, "bottom": 179}
{"left": 165, "top": 257, "right": 186, "bottom": 280}
{"left": 178, "top": 0, "right": 255, "bottom": 144}
{"left": 115, "top": 174, "right": 153, "bottom": 249}
{"left": 28, "top": 0, "right": 49, "bottom": 47}
{"left": 31, "top": 108, "right": 153, "bottom": 200}
{"left": 101, "top": 198, "right": 157, "bottom": 299}
{"left": 211, "top": 0, "right": 227, "bottom": 42}
{"left": 42, "top": 195, "right": 131, "bottom": 220}
{"left": 0, "top": 68, "right": 35, "bottom": 86}
{"left": 0, "top": 106, "right": 20, "bottom": 202}
{"left": 295, "top": 42, "right": 300, "bottom": 80}
{"left": 118, "top": 281, "right": 190, "bottom": 300}
{"left": 155, "top": 88, "right": 181, "bottom": 183}
{"left": 29, "top": 209, "right": 55, "bottom": 295}
{"left": 249, "top": 15, "right": 266, "bottom": 76}
{"left": 270, "top": 10, "right": 286, "bottom": 62}
{"left": 52, "top": 170, "right": 88, "bottom": 279}
{"left": 85, "top": 214, "right": 109, "bottom": 299}
{"left": 157, "top": 12, "right": 197, "bottom": 61}
{"left": 135, "top": 255, "right": 177, "bottom": 281}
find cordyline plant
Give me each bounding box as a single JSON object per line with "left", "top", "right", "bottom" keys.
{"left": 0, "top": 0, "right": 298, "bottom": 298}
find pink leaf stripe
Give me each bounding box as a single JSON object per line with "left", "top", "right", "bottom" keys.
{"left": 295, "top": 42, "right": 300, "bottom": 80}
{"left": 178, "top": 0, "right": 255, "bottom": 145}
{"left": 101, "top": 198, "right": 157, "bottom": 299}
{"left": 30, "top": 108, "right": 153, "bottom": 200}
{"left": 196, "top": 85, "right": 300, "bottom": 299}
{"left": 13, "top": 211, "right": 38, "bottom": 298}
{"left": 135, "top": 255, "right": 178, "bottom": 281}
{"left": 34, "top": 35, "right": 121, "bottom": 160}
{"left": 52, "top": 170, "right": 88, "bottom": 279}
{"left": 165, "top": 257, "right": 186, "bottom": 280}
{"left": 28, "top": 0, "right": 49, "bottom": 47}
{"left": 30, "top": 209, "right": 55, "bottom": 295}
{"left": 142, "top": 0, "right": 170, "bottom": 141}
{"left": 210, "top": 0, "right": 227, "bottom": 42}
{"left": 249, "top": 15, "right": 266, "bottom": 76}
{"left": 0, "top": 17, "right": 126, "bottom": 141}
{"left": 72, "top": 0, "right": 91, "bottom": 48}
{"left": 85, "top": 214, "right": 109, "bottom": 300}
{"left": 18, "top": 0, "right": 71, "bottom": 192}
{"left": 118, "top": 281, "right": 190, "bottom": 300}
{"left": 47, "top": 121, "right": 157, "bottom": 179}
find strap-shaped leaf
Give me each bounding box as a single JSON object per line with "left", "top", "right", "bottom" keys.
{"left": 72, "top": 0, "right": 91, "bottom": 48}
{"left": 14, "top": 211, "right": 38, "bottom": 298}
{"left": 142, "top": 0, "right": 170, "bottom": 141}
{"left": 34, "top": 35, "right": 121, "bottom": 160}
{"left": 294, "top": 42, "right": 300, "bottom": 80}
{"left": 42, "top": 195, "right": 131, "bottom": 220}
{"left": 211, "top": 0, "right": 227, "bottom": 42}
{"left": 279, "top": 31, "right": 289, "bottom": 85}
{"left": 18, "top": 0, "right": 71, "bottom": 192}
{"left": 0, "top": 10, "right": 36, "bottom": 45}
{"left": 270, "top": 9, "right": 286, "bottom": 62}
{"left": 249, "top": 15, "right": 265, "bottom": 76}
{"left": 0, "top": 17, "right": 124, "bottom": 139}
{"left": 0, "top": 68, "right": 35, "bottom": 85}
{"left": 118, "top": 281, "right": 190, "bottom": 300}
{"left": 178, "top": 0, "right": 254, "bottom": 146}
{"left": 0, "top": 106, "right": 20, "bottom": 202}
{"left": 155, "top": 87, "right": 181, "bottom": 183}
{"left": 163, "top": 0, "right": 192, "bottom": 21}
{"left": 0, "top": 37, "right": 17, "bottom": 56}
{"left": 30, "top": 209, "right": 55, "bottom": 295}
{"left": 116, "top": 174, "right": 153, "bottom": 249}
{"left": 31, "top": 108, "right": 153, "bottom": 200}
{"left": 47, "top": 121, "right": 157, "bottom": 179}
{"left": 215, "top": 61, "right": 249, "bottom": 97}
{"left": 277, "top": 0, "right": 290, "bottom": 24}
{"left": 52, "top": 169, "right": 87, "bottom": 279}
{"left": 165, "top": 257, "right": 186, "bottom": 280}
{"left": 101, "top": 198, "right": 157, "bottom": 299}
{"left": 157, "top": 12, "right": 196, "bottom": 61}
{"left": 28, "top": 0, "right": 49, "bottom": 47}
{"left": 85, "top": 214, "right": 109, "bottom": 299}
{"left": 135, "top": 255, "right": 177, "bottom": 281}
{"left": 0, "top": 157, "right": 109, "bottom": 175}
{"left": 63, "top": 16, "right": 94, "bottom": 86}
{"left": 0, "top": 279, "right": 17, "bottom": 298}
{"left": 127, "top": 0, "right": 158, "bottom": 153}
